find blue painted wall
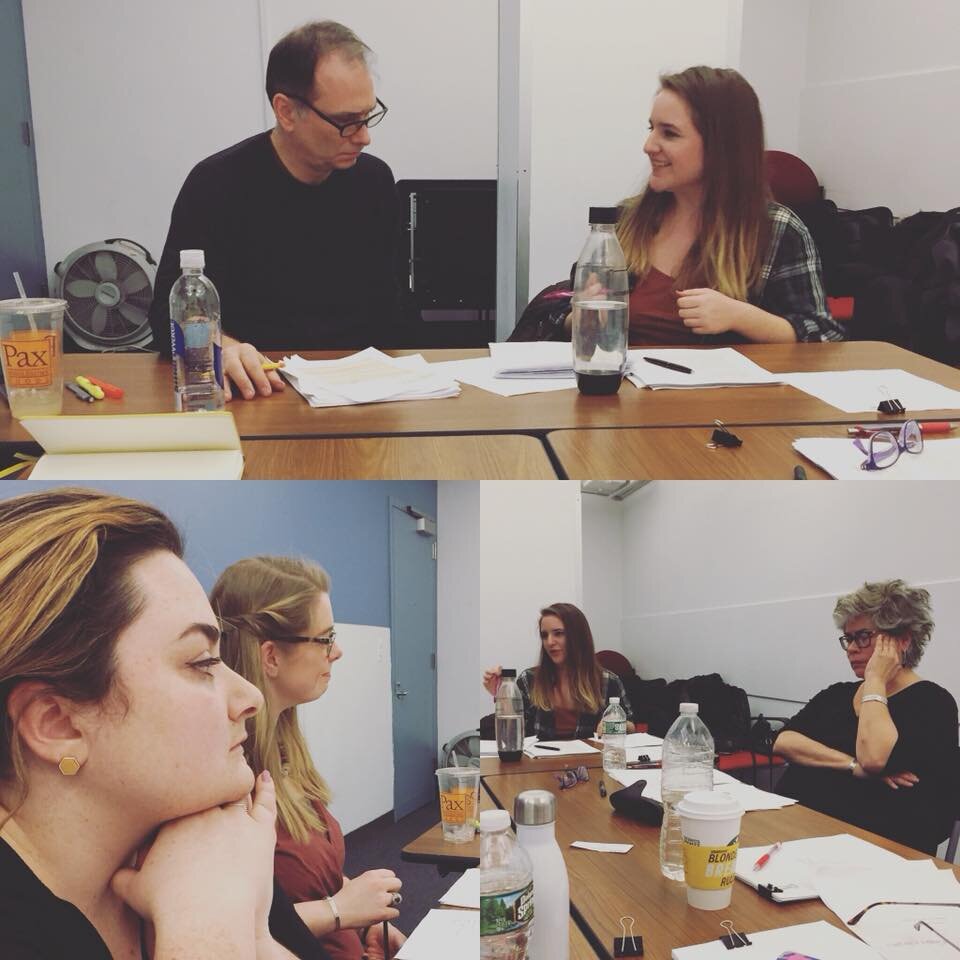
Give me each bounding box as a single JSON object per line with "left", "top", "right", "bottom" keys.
{"left": 6, "top": 481, "right": 436, "bottom": 627}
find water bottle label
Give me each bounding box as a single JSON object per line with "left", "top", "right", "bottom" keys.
{"left": 439, "top": 788, "right": 477, "bottom": 826}
{"left": 480, "top": 882, "right": 534, "bottom": 936}
{"left": 681, "top": 834, "right": 740, "bottom": 889}
{"left": 602, "top": 720, "right": 626, "bottom": 735}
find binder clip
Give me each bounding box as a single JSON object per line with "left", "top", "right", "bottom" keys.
{"left": 614, "top": 916, "right": 643, "bottom": 957}
{"left": 637, "top": 754, "right": 651, "bottom": 764}
{"left": 719, "top": 920, "right": 752, "bottom": 950}
{"left": 877, "top": 385, "right": 905, "bottom": 415}
{"left": 706, "top": 419, "right": 743, "bottom": 449}
{"left": 757, "top": 882, "right": 783, "bottom": 901}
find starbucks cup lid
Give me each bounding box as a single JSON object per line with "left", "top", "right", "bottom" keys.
{"left": 479, "top": 810, "right": 511, "bottom": 832}
{"left": 675, "top": 789, "right": 743, "bottom": 821}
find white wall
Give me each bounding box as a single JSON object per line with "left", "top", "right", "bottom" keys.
{"left": 436, "top": 481, "right": 583, "bottom": 744}
{"left": 521, "top": 0, "right": 743, "bottom": 303}
{"left": 581, "top": 482, "right": 960, "bottom": 717}
{"left": 580, "top": 494, "right": 625, "bottom": 654}
{"left": 298, "top": 623, "right": 393, "bottom": 836}
{"left": 21, "top": 0, "right": 497, "bottom": 279}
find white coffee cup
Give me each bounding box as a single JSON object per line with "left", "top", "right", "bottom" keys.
{"left": 675, "top": 789, "right": 744, "bottom": 910}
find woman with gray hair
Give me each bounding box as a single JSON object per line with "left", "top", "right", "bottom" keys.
{"left": 773, "top": 579, "right": 959, "bottom": 854}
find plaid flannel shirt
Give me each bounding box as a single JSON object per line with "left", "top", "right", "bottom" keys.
{"left": 751, "top": 202, "right": 845, "bottom": 342}
{"left": 517, "top": 667, "right": 633, "bottom": 740}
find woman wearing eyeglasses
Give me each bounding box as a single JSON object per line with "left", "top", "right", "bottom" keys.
{"left": 773, "top": 579, "right": 959, "bottom": 854}
{"left": 213, "top": 557, "right": 405, "bottom": 960}
{"left": 482, "top": 603, "right": 636, "bottom": 741}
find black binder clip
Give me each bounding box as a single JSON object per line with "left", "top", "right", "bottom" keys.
{"left": 636, "top": 754, "right": 651, "bottom": 764}
{"left": 614, "top": 916, "right": 643, "bottom": 956}
{"left": 877, "top": 385, "right": 905, "bottom": 415}
{"left": 757, "top": 883, "right": 783, "bottom": 901}
{"left": 707, "top": 419, "right": 743, "bottom": 449}
{"left": 719, "top": 920, "right": 752, "bottom": 950}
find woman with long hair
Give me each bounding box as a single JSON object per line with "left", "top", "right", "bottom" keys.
{"left": 483, "top": 603, "right": 636, "bottom": 740}
{"left": 213, "top": 556, "right": 404, "bottom": 960}
{"left": 572, "top": 65, "right": 843, "bottom": 345}
{"left": 0, "top": 487, "right": 333, "bottom": 959}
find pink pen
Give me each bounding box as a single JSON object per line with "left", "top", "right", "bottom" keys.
{"left": 753, "top": 841, "right": 782, "bottom": 870}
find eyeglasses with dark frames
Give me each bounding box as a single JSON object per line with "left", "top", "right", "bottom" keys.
{"left": 854, "top": 419, "right": 923, "bottom": 471}
{"left": 838, "top": 629, "right": 879, "bottom": 652}
{"left": 284, "top": 94, "right": 388, "bottom": 137}
{"left": 277, "top": 629, "right": 337, "bottom": 649}
{"left": 219, "top": 616, "right": 336, "bottom": 650}
{"left": 555, "top": 765, "right": 590, "bottom": 790}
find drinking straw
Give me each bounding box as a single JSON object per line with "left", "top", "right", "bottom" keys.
{"left": 11, "top": 272, "right": 38, "bottom": 335}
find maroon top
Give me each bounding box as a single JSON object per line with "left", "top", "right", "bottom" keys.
{"left": 274, "top": 798, "right": 364, "bottom": 960}
{"left": 552, "top": 707, "right": 579, "bottom": 738}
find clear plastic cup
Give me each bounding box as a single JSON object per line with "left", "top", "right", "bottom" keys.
{"left": 435, "top": 766, "right": 481, "bottom": 843}
{"left": 0, "top": 299, "right": 65, "bottom": 418}
{"left": 676, "top": 789, "right": 744, "bottom": 910}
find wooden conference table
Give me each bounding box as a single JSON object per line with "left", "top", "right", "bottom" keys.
{"left": 481, "top": 762, "right": 960, "bottom": 960}
{"left": 3, "top": 342, "right": 959, "bottom": 478}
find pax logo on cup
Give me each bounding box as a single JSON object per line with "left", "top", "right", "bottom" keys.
{"left": 676, "top": 789, "right": 745, "bottom": 911}
{"left": 1, "top": 334, "right": 58, "bottom": 388}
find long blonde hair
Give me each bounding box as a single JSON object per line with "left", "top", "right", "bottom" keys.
{"left": 0, "top": 488, "right": 182, "bottom": 826}
{"left": 212, "top": 556, "right": 332, "bottom": 844}
{"left": 617, "top": 65, "right": 771, "bottom": 301}
{"left": 530, "top": 603, "right": 603, "bottom": 714}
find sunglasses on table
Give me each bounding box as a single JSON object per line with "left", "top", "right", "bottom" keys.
{"left": 555, "top": 766, "right": 590, "bottom": 790}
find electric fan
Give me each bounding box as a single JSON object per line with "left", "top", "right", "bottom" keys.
{"left": 51, "top": 238, "right": 156, "bottom": 350}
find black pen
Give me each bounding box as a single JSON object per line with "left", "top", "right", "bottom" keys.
{"left": 643, "top": 356, "right": 693, "bottom": 375}
{"left": 598, "top": 778, "right": 607, "bottom": 798}
{"left": 534, "top": 744, "right": 560, "bottom": 751}
{"left": 793, "top": 465, "right": 807, "bottom": 480}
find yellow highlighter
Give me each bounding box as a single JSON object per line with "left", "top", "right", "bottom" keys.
{"left": 75, "top": 375, "right": 105, "bottom": 400}
{"left": 261, "top": 360, "right": 284, "bottom": 371}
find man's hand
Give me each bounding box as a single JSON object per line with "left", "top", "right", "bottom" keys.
{"left": 222, "top": 336, "right": 285, "bottom": 401}
{"left": 676, "top": 288, "right": 744, "bottom": 335}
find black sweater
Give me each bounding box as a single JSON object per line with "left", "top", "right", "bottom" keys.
{"left": 149, "top": 133, "right": 406, "bottom": 353}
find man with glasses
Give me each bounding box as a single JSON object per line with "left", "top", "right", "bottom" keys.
{"left": 149, "top": 21, "right": 409, "bottom": 400}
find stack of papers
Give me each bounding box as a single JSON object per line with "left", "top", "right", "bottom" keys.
{"left": 281, "top": 348, "right": 460, "bottom": 407}
{"left": 671, "top": 920, "right": 881, "bottom": 959}
{"left": 816, "top": 857, "right": 960, "bottom": 958}
{"left": 795, "top": 437, "right": 960, "bottom": 479}
{"left": 487, "top": 341, "right": 578, "bottom": 377}
{"left": 439, "top": 869, "right": 478, "bottom": 908}
{"left": 429, "top": 356, "right": 577, "bottom": 397}
{"left": 396, "top": 909, "right": 478, "bottom": 959}
{"left": 607, "top": 767, "right": 796, "bottom": 811}
{"left": 479, "top": 740, "right": 499, "bottom": 758}
{"left": 626, "top": 347, "right": 783, "bottom": 389}
{"left": 781, "top": 368, "right": 960, "bottom": 413}
{"left": 588, "top": 731, "right": 664, "bottom": 763}
{"left": 522, "top": 737, "right": 600, "bottom": 758}
{"left": 735, "top": 834, "right": 905, "bottom": 902}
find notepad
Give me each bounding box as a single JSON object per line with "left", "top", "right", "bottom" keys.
{"left": 522, "top": 739, "right": 600, "bottom": 758}
{"left": 671, "top": 920, "right": 882, "bottom": 959}
{"left": 735, "top": 834, "right": 905, "bottom": 902}
{"left": 626, "top": 347, "right": 783, "bottom": 389}
{"left": 20, "top": 411, "right": 244, "bottom": 479}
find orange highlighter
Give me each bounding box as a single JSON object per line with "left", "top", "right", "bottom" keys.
{"left": 85, "top": 376, "right": 124, "bottom": 399}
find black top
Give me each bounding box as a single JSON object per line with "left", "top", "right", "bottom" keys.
{"left": 777, "top": 679, "right": 960, "bottom": 854}
{"left": 0, "top": 837, "right": 330, "bottom": 959}
{"left": 148, "top": 133, "right": 408, "bottom": 353}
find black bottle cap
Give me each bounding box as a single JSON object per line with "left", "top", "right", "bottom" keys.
{"left": 500, "top": 668, "right": 517, "bottom": 678}
{"left": 588, "top": 206, "right": 620, "bottom": 225}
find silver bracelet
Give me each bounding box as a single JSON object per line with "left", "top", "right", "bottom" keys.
{"left": 325, "top": 895, "right": 341, "bottom": 931}
{"left": 861, "top": 693, "right": 889, "bottom": 706}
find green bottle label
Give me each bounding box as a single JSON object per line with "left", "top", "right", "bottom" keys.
{"left": 480, "top": 881, "right": 534, "bottom": 936}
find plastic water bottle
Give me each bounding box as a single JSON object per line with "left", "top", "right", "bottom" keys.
{"left": 170, "top": 249, "right": 224, "bottom": 411}
{"left": 600, "top": 697, "right": 627, "bottom": 771}
{"left": 480, "top": 809, "right": 534, "bottom": 960}
{"left": 495, "top": 669, "right": 524, "bottom": 762}
{"left": 659, "top": 702, "right": 715, "bottom": 880}
{"left": 515, "top": 790, "right": 569, "bottom": 960}
{"left": 572, "top": 207, "right": 629, "bottom": 395}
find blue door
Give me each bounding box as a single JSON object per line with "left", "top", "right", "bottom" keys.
{"left": 388, "top": 498, "right": 438, "bottom": 819}
{"left": 0, "top": 0, "right": 47, "bottom": 299}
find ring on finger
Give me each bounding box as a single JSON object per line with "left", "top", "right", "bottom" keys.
{"left": 391, "top": 893, "right": 402, "bottom": 906}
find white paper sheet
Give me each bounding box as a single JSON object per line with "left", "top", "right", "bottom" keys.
{"left": 438, "top": 869, "right": 479, "bottom": 908}
{"left": 782, "top": 368, "right": 960, "bottom": 413}
{"left": 570, "top": 840, "right": 634, "bottom": 853}
{"left": 794, "top": 436, "right": 960, "bottom": 479}
{"left": 479, "top": 740, "right": 498, "bottom": 757}
{"left": 522, "top": 739, "right": 600, "bottom": 758}
{"left": 396, "top": 909, "right": 479, "bottom": 959}
{"left": 281, "top": 349, "right": 460, "bottom": 407}
{"left": 626, "top": 347, "right": 783, "bottom": 389}
{"left": 429, "top": 356, "right": 578, "bottom": 396}
{"left": 606, "top": 768, "right": 796, "bottom": 811}
{"left": 671, "top": 920, "right": 881, "bottom": 959}
{"left": 487, "top": 340, "right": 576, "bottom": 376}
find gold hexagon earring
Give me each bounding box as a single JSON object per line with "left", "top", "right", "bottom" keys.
{"left": 58, "top": 756, "right": 81, "bottom": 776}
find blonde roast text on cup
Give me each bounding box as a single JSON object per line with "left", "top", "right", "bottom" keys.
{"left": 675, "top": 790, "right": 745, "bottom": 910}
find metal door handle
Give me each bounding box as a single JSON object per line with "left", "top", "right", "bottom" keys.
{"left": 395, "top": 683, "right": 408, "bottom": 699}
